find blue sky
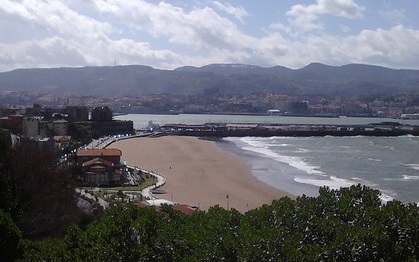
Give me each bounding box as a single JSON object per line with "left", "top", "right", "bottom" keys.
{"left": 0, "top": 0, "right": 418, "bottom": 72}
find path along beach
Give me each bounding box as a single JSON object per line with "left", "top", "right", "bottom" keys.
{"left": 112, "top": 136, "right": 292, "bottom": 212}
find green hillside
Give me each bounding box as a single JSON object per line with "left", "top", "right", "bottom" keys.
{"left": 0, "top": 63, "right": 417, "bottom": 97}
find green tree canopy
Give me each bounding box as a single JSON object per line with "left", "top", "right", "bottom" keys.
{"left": 0, "top": 143, "right": 83, "bottom": 238}
{"left": 0, "top": 209, "right": 23, "bottom": 262}
{"left": 23, "top": 184, "right": 419, "bottom": 261}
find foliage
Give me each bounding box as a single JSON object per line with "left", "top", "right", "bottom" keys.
{"left": 0, "top": 209, "right": 23, "bottom": 262}
{"left": 21, "top": 184, "right": 419, "bottom": 261}
{"left": 68, "top": 122, "right": 92, "bottom": 146}
{"left": 0, "top": 143, "right": 84, "bottom": 238}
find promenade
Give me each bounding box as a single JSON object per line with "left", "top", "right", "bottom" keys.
{"left": 83, "top": 133, "right": 174, "bottom": 208}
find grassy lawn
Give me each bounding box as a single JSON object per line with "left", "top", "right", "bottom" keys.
{"left": 137, "top": 178, "right": 158, "bottom": 190}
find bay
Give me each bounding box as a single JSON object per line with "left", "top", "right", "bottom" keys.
{"left": 115, "top": 114, "right": 419, "bottom": 204}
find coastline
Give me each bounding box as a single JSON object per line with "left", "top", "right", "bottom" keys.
{"left": 216, "top": 137, "right": 321, "bottom": 198}
{"left": 111, "top": 136, "right": 293, "bottom": 212}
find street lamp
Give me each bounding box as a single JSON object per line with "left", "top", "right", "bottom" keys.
{"left": 226, "top": 194, "right": 229, "bottom": 210}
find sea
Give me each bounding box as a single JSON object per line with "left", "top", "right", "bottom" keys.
{"left": 115, "top": 114, "right": 419, "bottom": 204}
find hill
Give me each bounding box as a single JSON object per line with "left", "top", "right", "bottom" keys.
{"left": 0, "top": 63, "right": 417, "bottom": 97}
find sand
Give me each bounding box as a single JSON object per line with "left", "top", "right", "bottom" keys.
{"left": 111, "top": 136, "right": 292, "bottom": 212}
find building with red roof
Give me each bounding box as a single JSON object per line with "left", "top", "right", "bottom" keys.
{"left": 173, "top": 204, "right": 197, "bottom": 215}
{"left": 76, "top": 148, "right": 122, "bottom": 165}
{"left": 76, "top": 148, "right": 125, "bottom": 186}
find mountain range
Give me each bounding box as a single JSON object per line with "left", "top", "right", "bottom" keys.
{"left": 0, "top": 63, "right": 417, "bottom": 98}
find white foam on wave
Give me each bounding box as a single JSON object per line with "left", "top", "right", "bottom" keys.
{"left": 368, "top": 158, "right": 382, "bottom": 162}
{"left": 401, "top": 134, "right": 418, "bottom": 142}
{"left": 239, "top": 137, "right": 324, "bottom": 176}
{"left": 298, "top": 148, "right": 311, "bottom": 153}
{"left": 294, "top": 176, "right": 354, "bottom": 190}
{"left": 378, "top": 188, "right": 396, "bottom": 203}
{"left": 269, "top": 143, "right": 289, "bottom": 147}
{"left": 379, "top": 193, "right": 394, "bottom": 203}
{"left": 403, "top": 163, "right": 419, "bottom": 171}
{"left": 231, "top": 137, "right": 399, "bottom": 204}
{"left": 294, "top": 176, "right": 395, "bottom": 203}
{"left": 403, "top": 175, "right": 419, "bottom": 180}
{"left": 269, "top": 136, "right": 302, "bottom": 140}
{"left": 383, "top": 175, "right": 419, "bottom": 182}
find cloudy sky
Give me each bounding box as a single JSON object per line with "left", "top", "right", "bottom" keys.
{"left": 1, "top": 0, "right": 418, "bottom": 72}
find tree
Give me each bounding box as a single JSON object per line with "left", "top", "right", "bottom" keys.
{"left": 17, "top": 184, "right": 419, "bottom": 261}
{"left": 0, "top": 143, "right": 83, "bottom": 238}
{"left": 0, "top": 209, "right": 23, "bottom": 261}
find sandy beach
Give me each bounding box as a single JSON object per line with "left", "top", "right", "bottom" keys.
{"left": 111, "top": 136, "right": 292, "bottom": 212}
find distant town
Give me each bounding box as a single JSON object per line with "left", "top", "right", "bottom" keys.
{"left": 1, "top": 89, "right": 418, "bottom": 119}
{"left": 2, "top": 89, "right": 418, "bottom": 163}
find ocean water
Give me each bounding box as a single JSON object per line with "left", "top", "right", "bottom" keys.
{"left": 220, "top": 136, "right": 419, "bottom": 204}
{"left": 115, "top": 114, "right": 419, "bottom": 204}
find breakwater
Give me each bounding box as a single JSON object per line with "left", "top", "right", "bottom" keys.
{"left": 161, "top": 122, "right": 419, "bottom": 137}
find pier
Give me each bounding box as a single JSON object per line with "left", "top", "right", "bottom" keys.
{"left": 160, "top": 122, "right": 419, "bottom": 137}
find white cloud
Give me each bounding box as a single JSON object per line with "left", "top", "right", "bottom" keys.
{"left": 286, "top": 0, "right": 365, "bottom": 33}
{"left": 341, "top": 25, "right": 419, "bottom": 68}
{"left": 92, "top": 0, "right": 251, "bottom": 52}
{"left": 106, "top": 38, "right": 184, "bottom": 69}
{"left": 276, "top": 25, "right": 419, "bottom": 69}
{"left": 0, "top": 0, "right": 193, "bottom": 70}
{"left": 0, "top": 0, "right": 418, "bottom": 72}
{"left": 212, "top": 1, "right": 248, "bottom": 22}
{"left": 0, "top": 37, "right": 87, "bottom": 69}
{"left": 0, "top": 0, "right": 112, "bottom": 38}
{"left": 287, "top": 0, "right": 364, "bottom": 19}
{"left": 0, "top": 0, "right": 35, "bottom": 20}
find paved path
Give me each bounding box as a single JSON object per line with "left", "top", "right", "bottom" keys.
{"left": 78, "top": 133, "right": 171, "bottom": 209}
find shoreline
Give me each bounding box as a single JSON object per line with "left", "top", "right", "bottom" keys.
{"left": 111, "top": 136, "right": 293, "bottom": 212}
{"left": 220, "top": 137, "right": 322, "bottom": 198}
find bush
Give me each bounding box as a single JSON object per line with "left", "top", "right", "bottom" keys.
{"left": 0, "top": 209, "right": 23, "bottom": 261}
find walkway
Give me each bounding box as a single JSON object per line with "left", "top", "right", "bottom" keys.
{"left": 79, "top": 132, "right": 172, "bottom": 208}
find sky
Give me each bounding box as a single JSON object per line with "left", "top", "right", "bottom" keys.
{"left": 0, "top": 0, "right": 418, "bottom": 72}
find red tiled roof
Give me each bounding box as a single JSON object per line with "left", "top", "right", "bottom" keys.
{"left": 134, "top": 202, "right": 150, "bottom": 208}
{"left": 82, "top": 157, "right": 114, "bottom": 167}
{"left": 173, "top": 204, "right": 196, "bottom": 215}
{"left": 77, "top": 148, "right": 122, "bottom": 157}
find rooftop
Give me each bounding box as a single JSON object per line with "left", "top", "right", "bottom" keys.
{"left": 76, "top": 148, "right": 122, "bottom": 157}
{"left": 82, "top": 157, "right": 114, "bottom": 168}
{"left": 173, "top": 204, "right": 197, "bottom": 215}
